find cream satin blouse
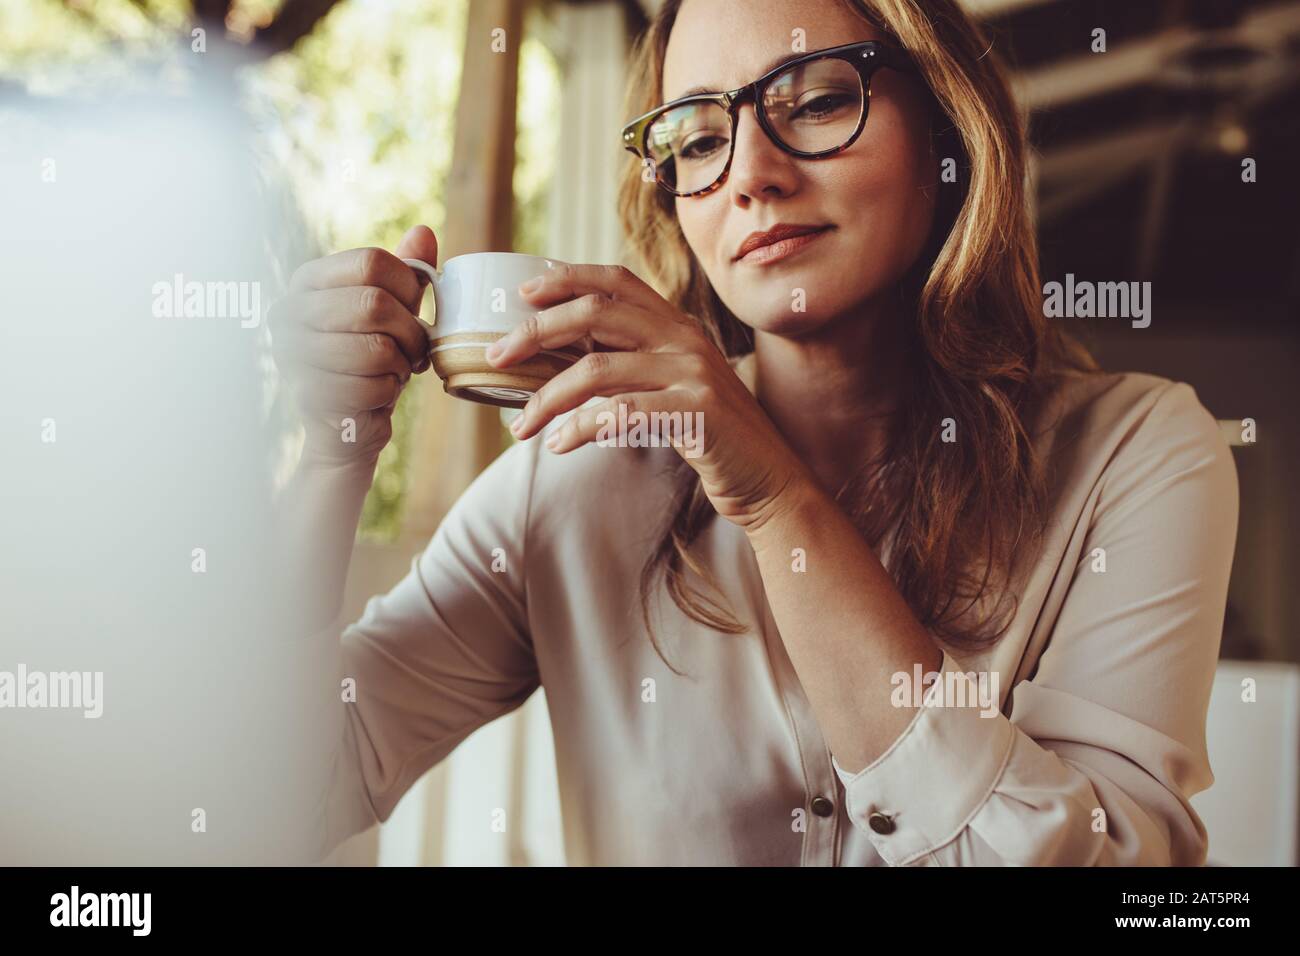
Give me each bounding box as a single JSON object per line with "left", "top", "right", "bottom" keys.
{"left": 319, "top": 360, "right": 1239, "bottom": 865}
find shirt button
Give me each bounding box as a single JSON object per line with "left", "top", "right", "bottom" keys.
{"left": 868, "top": 811, "right": 895, "bottom": 834}
{"left": 810, "top": 796, "right": 835, "bottom": 818}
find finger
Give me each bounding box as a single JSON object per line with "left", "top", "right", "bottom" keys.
{"left": 545, "top": 390, "right": 700, "bottom": 455}
{"left": 289, "top": 245, "right": 424, "bottom": 312}
{"left": 512, "top": 351, "right": 701, "bottom": 441}
{"left": 291, "top": 366, "right": 405, "bottom": 415}
{"left": 517, "top": 262, "right": 663, "bottom": 315}
{"left": 270, "top": 287, "right": 430, "bottom": 370}
{"left": 488, "top": 295, "right": 653, "bottom": 369}
{"left": 273, "top": 327, "right": 414, "bottom": 382}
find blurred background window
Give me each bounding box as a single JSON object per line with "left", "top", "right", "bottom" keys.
{"left": 0, "top": 0, "right": 557, "bottom": 542}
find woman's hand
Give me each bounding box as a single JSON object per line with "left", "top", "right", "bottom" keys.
{"left": 268, "top": 226, "right": 439, "bottom": 467}
{"left": 490, "top": 262, "right": 814, "bottom": 532}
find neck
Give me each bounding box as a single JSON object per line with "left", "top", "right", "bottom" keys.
{"left": 749, "top": 292, "right": 913, "bottom": 497}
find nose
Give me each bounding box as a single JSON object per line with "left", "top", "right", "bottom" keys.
{"left": 724, "top": 102, "right": 799, "bottom": 201}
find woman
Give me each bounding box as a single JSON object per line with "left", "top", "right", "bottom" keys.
{"left": 273, "top": 0, "right": 1238, "bottom": 865}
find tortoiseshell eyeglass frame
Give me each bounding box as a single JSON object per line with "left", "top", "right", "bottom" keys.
{"left": 621, "top": 39, "right": 918, "bottom": 198}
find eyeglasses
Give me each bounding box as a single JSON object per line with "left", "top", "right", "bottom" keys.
{"left": 621, "top": 40, "right": 917, "bottom": 198}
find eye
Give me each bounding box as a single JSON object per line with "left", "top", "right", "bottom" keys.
{"left": 678, "top": 133, "right": 727, "bottom": 161}
{"left": 790, "top": 90, "right": 857, "bottom": 122}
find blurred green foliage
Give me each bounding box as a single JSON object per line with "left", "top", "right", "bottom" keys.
{"left": 0, "top": 0, "right": 559, "bottom": 542}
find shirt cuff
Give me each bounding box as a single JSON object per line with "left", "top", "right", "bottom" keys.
{"left": 831, "top": 650, "right": 1016, "bottom": 865}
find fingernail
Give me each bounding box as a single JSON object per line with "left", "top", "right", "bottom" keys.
{"left": 485, "top": 340, "right": 503, "bottom": 360}
{"left": 509, "top": 414, "right": 524, "bottom": 434}
{"left": 545, "top": 431, "right": 560, "bottom": 450}
{"left": 519, "top": 277, "right": 542, "bottom": 295}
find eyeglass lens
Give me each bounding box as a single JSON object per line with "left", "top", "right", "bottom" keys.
{"left": 644, "top": 56, "right": 866, "bottom": 194}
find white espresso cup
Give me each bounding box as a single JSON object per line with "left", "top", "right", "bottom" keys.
{"left": 402, "top": 252, "right": 585, "bottom": 408}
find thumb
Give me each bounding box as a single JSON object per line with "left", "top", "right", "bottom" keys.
{"left": 393, "top": 225, "right": 439, "bottom": 315}
{"left": 395, "top": 224, "right": 438, "bottom": 268}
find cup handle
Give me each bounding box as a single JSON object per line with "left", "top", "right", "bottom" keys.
{"left": 401, "top": 258, "right": 439, "bottom": 331}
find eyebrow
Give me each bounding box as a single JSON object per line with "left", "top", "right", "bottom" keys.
{"left": 668, "top": 49, "right": 802, "bottom": 101}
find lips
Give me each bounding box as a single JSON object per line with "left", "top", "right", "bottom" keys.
{"left": 734, "top": 224, "right": 833, "bottom": 262}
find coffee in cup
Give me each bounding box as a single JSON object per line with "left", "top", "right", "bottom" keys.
{"left": 403, "top": 252, "right": 585, "bottom": 409}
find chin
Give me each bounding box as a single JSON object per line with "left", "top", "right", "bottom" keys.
{"left": 736, "top": 304, "right": 838, "bottom": 339}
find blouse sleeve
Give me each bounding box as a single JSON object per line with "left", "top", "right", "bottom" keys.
{"left": 316, "top": 436, "right": 543, "bottom": 859}
{"left": 831, "top": 381, "right": 1240, "bottom": 865}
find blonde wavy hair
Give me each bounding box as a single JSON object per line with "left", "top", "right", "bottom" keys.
{"left": 617, "top": 0, "right": 1100, "bottom": 671}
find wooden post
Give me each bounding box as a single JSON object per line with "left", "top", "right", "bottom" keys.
{"left": 394, "top": 0, "right": 526, "bottom": 868}
{"left": 401, "top": 0, "right": 526, "bottom": 547}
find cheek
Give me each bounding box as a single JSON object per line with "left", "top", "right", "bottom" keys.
{"left": 681, "top": 200, "right": 743, "bottom": 304}
{"left": 676, "top": 198, "right": 728, "bottom": 276}
{"left": 833, "top": 118, "right": 937, "bottom": 268}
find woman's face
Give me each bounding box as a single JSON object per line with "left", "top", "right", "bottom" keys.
{"left": 664, "top": 0, "right": 939, "bottom": 337}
